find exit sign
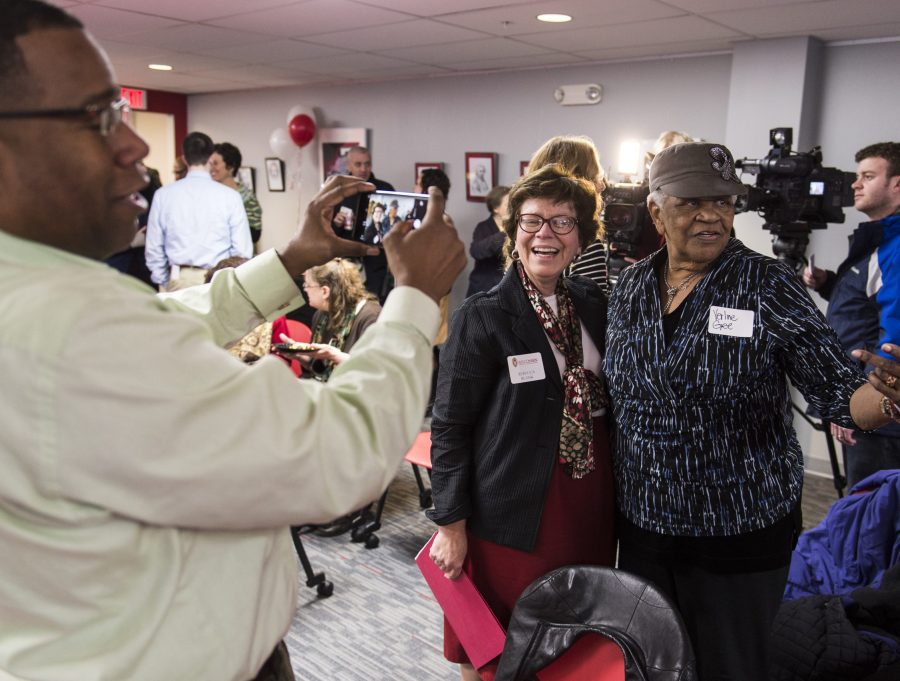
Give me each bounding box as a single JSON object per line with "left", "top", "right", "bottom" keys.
{"left": 120, "top": 87, "right": 147, "bottom": 110}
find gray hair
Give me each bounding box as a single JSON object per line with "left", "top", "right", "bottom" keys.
{"left": 647, "top": 189, "right": 667, "bottom": 209}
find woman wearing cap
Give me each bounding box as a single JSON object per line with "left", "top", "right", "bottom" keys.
{"left": 428, "top": 165, "right": 615, "bottom": 681}
{"left": 604, "top": 141, "right": 900, "bottom": 681}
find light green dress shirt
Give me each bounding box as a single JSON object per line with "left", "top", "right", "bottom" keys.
{"left": 0, "top": 228, "right": 438, "bottom": 681}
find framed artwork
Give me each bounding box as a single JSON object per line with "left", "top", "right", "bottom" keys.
{"left": 238, "top": 166, "right": 256, "bottom": 192}
{"left": 520, "top": 160, "right": 530, "bottom": 176}
{"left": 318, "top": 127, "right": 368, "bottom": 183}
{"left": 265, "top": 158, "right": 285, "bottom": 192}
{"left": 415, "top": 162, "right": 443, "bottom": 185}
{"left": 465, "top": 152, "right": 497, "bottom": 202}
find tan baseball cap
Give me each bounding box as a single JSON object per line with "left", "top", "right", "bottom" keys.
{"left": 649, "top": 142, "right": 748, "bottom": 198}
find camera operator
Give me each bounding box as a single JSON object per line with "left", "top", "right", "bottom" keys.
{"left": 803, "top": 142, "right": 900, "bottom": 487}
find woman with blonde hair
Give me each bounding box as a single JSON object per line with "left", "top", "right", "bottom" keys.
{"left": 528, "top": 135, "right": 607, "bottom": 192}
{"left": 295, "top": 258, "right": 381, "bottom": 381}
{"left": 528, "top": 135, "right": 609, "bottom": 292}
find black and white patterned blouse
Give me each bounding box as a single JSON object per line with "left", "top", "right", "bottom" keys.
{"left": 605, "top": 239, "right": 865, "bottom": 537}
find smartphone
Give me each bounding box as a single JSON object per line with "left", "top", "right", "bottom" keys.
{"left": 353, "top": 190, "right": 428, "bottom": 245}
{"left": 273, "top": 341, "right": 318, "bottom": 355}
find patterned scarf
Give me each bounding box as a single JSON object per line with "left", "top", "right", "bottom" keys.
{"left": 310, "top": 310, "right": 356, "bottom": 382}
{"left": 516, "top": 261, "right": 608, "bottom": 478}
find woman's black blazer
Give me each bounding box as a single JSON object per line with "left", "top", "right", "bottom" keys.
{"left": 426, "top": 265, "right": 607, "bottom": 552}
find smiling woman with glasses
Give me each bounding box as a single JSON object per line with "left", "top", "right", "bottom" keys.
{"left": 426, "top": 163, "right": 613, "bottom": 681}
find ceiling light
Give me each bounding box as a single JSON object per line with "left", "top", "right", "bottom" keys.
{"left": 537, "top": 13, "right": 572, "bottom": 23}
{"left": 148, "top": 64, "right": 173, "bottom": 71}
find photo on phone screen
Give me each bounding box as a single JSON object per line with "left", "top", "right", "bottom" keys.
{"left": 353, "top": 190, "right": 428, "bottom": 245}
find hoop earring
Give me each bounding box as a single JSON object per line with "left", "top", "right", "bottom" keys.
{"left": 510, "top": 250, "right": 520, "bottom": 261}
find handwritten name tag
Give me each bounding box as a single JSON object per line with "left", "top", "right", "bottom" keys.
{"left": 507, "top": 352, "right": 546, "bottom": 384}
{"left": 708, "top": 306, "right": 754, "bottom": 337}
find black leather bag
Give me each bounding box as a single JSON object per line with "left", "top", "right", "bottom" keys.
{"left": 494, "top": 565, "right": 697, "bottom": 681}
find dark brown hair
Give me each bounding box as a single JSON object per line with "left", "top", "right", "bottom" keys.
{"left": 503, "top": 164, "right": 602, "bottom": 254}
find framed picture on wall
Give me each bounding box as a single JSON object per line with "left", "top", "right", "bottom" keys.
{"left": 238, "top": 166, "right": 256, "bottom": 193}
{"left": 415, "top": 162, "right": 443, "bottom": 186}
{"left": 319, "top": 127, "right": 368, "bottom": 183}
{"left": 465, "top": 152, "right": 497, "bottom": 202}
{"left": 265, "top": 158, "right": 285, "bottom": 192}
{"left": 520, "top": 160, "right": 530, "bottom": 176}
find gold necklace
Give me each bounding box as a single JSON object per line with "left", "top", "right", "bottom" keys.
{"left": 662, "top": 263, "right": 700, "bottom": 315}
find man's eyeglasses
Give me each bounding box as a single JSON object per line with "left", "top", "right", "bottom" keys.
{"left": 0, "top": 98, "right": 130, "bottom": 137}
{"left": 517, "top": 214, "right": 578, "bottom": 235}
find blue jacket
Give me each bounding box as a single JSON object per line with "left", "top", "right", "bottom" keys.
{"left": 784, "top": 469, "right": 900, "bottom": 600}
{"left": 819, "top": 214, "right": 900, "bottom": 435}
{"left": 819, "top": 214, "right": 900, "bottom": 358}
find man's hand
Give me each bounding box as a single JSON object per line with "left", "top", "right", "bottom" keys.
{"left": 276, "top": 175, "right": 378, "bottom": 278}
{"left": 852, "top": 344, "right": 900, "bottom": 400}
{"left": 802, "top": 265, "right": 827, "bottom": 290}
{"left": 830, "top": 422, "right": 857, "bottom": 446}
{"left": 382, "top": 187, "right": 466, "bottom": 303}
{"left": 849, "top": 344, "right": 900, "bottom": 430}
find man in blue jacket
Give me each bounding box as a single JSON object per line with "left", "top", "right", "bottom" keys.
{"left": 804, "top": 142, "right": 900, "bottom": 487}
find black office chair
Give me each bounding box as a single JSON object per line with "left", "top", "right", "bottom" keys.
{"left": 495, "top": 565, "right": 697, "bottom": 681}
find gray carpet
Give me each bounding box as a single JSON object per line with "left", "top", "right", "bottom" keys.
{"left": 283, "top": 461, "right": 844, "bottom": 680}
{"left": 285, "top": 462, "right": 454, "bottom": 680}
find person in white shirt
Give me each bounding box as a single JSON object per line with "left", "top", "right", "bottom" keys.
{"left": 0, "top": 3, "right": 466, "bottom": 680}
{"left": 145, "top": 130, "right": 252, "bottom": 290}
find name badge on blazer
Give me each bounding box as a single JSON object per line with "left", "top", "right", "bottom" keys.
{"left": 708, "top": 305, "right": 754, "bottom": 337}
{"left": 507, "top": 352, "right": 546, "bottom": 384}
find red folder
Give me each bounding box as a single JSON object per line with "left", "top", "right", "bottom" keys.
{"left": 417, "top": 533, "right": 625, "bottom": 680}
{"left": 415, "top": 532, "right": 506, "bottom": 669}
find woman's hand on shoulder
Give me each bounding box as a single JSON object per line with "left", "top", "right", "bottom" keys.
{"left": 430, "top": 520, "right": 467, "bottom": 580}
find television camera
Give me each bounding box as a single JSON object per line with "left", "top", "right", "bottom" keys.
{"left": 736, "top": 127, "right": 855, "bottom": 272}
{"left": 601, "top": 181, "right": 653, "bottom": 286}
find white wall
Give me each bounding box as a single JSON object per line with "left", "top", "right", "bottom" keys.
{"left": 187, "top": 39, "right": 900, "bottom": 475}
{"left": 188, "top": 53, "right": 732, "bottom": 304}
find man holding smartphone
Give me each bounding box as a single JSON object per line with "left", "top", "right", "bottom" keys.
{"left": 803, "top": 142, "right": 900, "bottom": 487}
{"left": 332, "top": 146, "right": 397, "bottom": 301}
{"left": 0, "top": 3, "right": 466, "bottom": 680}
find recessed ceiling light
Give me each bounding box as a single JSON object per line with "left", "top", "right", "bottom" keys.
{"left": 148, "top": 64, "right": 173, "bottom": 71}
{"left": 537, "top": 13, "right": 572, "bottom": 23}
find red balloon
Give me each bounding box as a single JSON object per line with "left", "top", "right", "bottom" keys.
{"left": 288, "top": 114, "right": 316, "bottom": 148}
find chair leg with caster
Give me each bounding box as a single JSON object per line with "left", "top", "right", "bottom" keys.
{"left": 289, "top": 526, "right": 334, "bottom": 598}
{"left": 349, "top": 491, "right": 388, "bottom": 549}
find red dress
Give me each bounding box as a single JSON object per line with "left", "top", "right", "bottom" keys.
{"left": 443, "top": 416, "right": 616, "bottom": 678}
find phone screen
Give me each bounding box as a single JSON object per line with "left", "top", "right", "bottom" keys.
{"left": 353, "top": 190, "right": 428, "bottom": 245}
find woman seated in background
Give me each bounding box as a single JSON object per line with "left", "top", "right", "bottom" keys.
{"left": 282, "top": 258, "right": 383, "bottom": 538}
{"left": 294, "top": 258, "right": 382, "bottom": 382}
{"left": 427, "top": 165, "right": 615, "bottom": 680}
{"left": 209, "top": 141, "right": 263, "bottom": 247}
{"left": 465, "top": 184, "right": 510, "bottom": 297}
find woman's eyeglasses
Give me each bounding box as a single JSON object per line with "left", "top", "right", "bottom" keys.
{"left": 517, "top": 214, "right": 578, "bottom": 235}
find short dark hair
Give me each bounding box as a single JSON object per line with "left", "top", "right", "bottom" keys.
{"left": 183, "top": 132, "right": 214, "bottom": 166}
{"left": 503, "top": 164, "right": 602, "bottom": 251}
{"left": 856, "top": 142, "right": 900, "bottom": 179}
{"left": 0, "top": 0, "right": 82, "bottom": 109}
{"left": 486, "top": 185, "right": 510, "bottom": 214}
{"left": 419, "top": 168, "right": 451, "bottom": 199}
{"left": 213, "top": 142, "right": 242, "bottom": 176}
